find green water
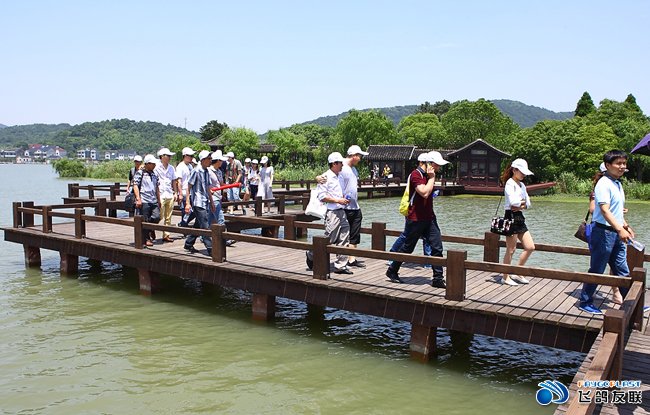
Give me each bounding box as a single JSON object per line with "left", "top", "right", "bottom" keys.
{"left": 2, "top": 164, "right": 649, "bottom": 414}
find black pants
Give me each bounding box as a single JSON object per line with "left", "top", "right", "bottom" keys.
{"left": 345, "top": 209, "right": 363, "bottom": 245}
{"left": 137, "top": 202, "right": 160, "bottom": 243}
{"left": 388, "top": 217, "right": 444, "bottom": 279}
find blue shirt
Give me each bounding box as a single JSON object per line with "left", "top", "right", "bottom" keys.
{"left": 593, "top": 174, "right": 625, "bottom": 227}
{"left": 339, "top": 163, "right": 359, "bottom": 210}
{"left": 188, "top": 165, "right": 211, "bottom": 209}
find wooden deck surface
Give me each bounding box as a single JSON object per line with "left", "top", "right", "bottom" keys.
{"left": 7, "top": 220, "right": 619, "bottom": 337}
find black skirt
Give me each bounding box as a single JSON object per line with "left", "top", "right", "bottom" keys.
{"left": 504, "top": 210, "right": 528, "bottom": 235}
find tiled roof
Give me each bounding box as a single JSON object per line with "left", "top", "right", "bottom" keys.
{"left": 366, "top": 145, "right": 415, "bottom": 161}
{"left": 447, "top": 139, "right": 510, "bottom": 158}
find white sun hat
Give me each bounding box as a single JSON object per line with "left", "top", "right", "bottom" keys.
{"left": 511, "top": 158, "right": 533, "bottom": 175}
{"left": 428, "top": 151, "right": 449, "bottom": 166}
{"left": 143, "top": 154, "right": 158, "bottom": 164}
{"left": 327, "top": 152, "right": 345, "bottom": 163}
{"left": 347, "top": 145, "right": 369, "bottom": 156}
{"left": 157, "top": 147, "right": 175, "bottom": 157}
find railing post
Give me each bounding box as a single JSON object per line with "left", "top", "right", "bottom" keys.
{"left": 74, "top": 208, "right": 85, "bottom": 239}
{"left": 278, "top": 195, "right": 285, "bottom": 214}
{"left": 445, "top": 250, "right": 467, "bottom": 301}
{"left": 603, "top": 309, "right": 625, "bottom": 381}
{"left": 255, "top": 196, "right": 263, "bottom": 217}
{"left": 212, "top": 224, "right": 227, "bottom": 263}
{"left": 96, "top": 198, "right": 107, "bottom": 216}
{"left": 312, "top": 236, "right": 330, "bottom": 280}
{"left": 284, "top": 214, "right": 296, "bottom": 240}
{"left": 302, "top": 193, "right": 310, "bottom": 210}
{"left": 42, "top": 206, "right": 52, "bottom": 233}
{"left": 71, "top": 183, "right": 80, "bottom": 197}
{"left": 371, "top": 222, "right": 386, "bottom": 251}
{"left": 134, "top": 215, "right": 144, "bottom": 249}
{"left": 23, "top": 201, "right": 34, "bottom": 227}
{"left": 114, "top": 182, "right": 121, "bottom": 197}
{"left": 88, "top": 185, "right": 95, "bottom": 200}
{"left": 306, "top": 181, "right": 311, "bottom": 190}
{"left": 67, "top": 183, "right": 74, "bottom": 198}
{"left": 285, "top": 181, "right": 290, "bottom": 191}
{"left": 13, "top": 202, "right": 22, "bottom": 228}
{"left": 630, "top": 267, "right": 646, "bottom": 331}
{"left": 626, "top": 243, "right": 645, "bottom": 272}
{"left": 483, "top": 231, "right": 500, "bottom": 263}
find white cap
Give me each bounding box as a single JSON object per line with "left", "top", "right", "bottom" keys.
{"left": 599, "top": 162, "right": 607, "bottom": 173}
{"left": 198, "top": 150, "right": 212, "bottom": 161}
{"left": 417, "top": 152, "right": 432, "bottom": 162}
{"left": 428, "top": 151, "right": 449, "bottom": 166}
{"left": 157, "top": 147, "right": 175, "bottom": 157}
{"left": 244, "top": 157, "right": 251, "bottom": 163}
{"left": 260, "top": 156, "right": 269, "bottom": 164}
{"left": 511, "top": 158, "right": 533, "bottom": 175}
{"left": 327, "top": 152, "right": 345, "bottom": 163}
{"left": 347, "top": 145, "right": 369, "bottom": 156}
{"left": 143, "top": 154, "right": 157, "bottom": 164}
{"left": 192, "top": 158, "right": 198, "bottom": 164}
{"left": 211, "top": 150, "right": 228, "bottom": 161}
{"left": 252, "top": 159, "right": 259, "bottom": 164}
{"left": 133, "top": 155, "right": 143, "bottom": 162}
{"left": 181, "top": 147, "right": 195, "bottom": 156}
{"left": 226, "top": 151, "right": 235, "bottom": 158}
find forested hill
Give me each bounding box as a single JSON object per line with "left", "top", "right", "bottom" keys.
{"left": 0, "top": 124, "right": 7, "bottom": 129}
{"left": 0, "top": 119, "right": 198, "bottom": 153}
{"left": 301, "top": 100, "right": 573, "bottom": 128}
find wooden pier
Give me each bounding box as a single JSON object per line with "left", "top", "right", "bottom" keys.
{"left": 3, "top": 191, "right": 650, "bottom": 415}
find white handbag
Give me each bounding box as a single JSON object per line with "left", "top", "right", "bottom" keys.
{"left": 305, "top": 189, "right": 327, "bottom": 219}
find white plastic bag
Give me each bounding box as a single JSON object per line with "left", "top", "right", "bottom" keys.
{"left": 305, "top": 189, "right": 327, "bottom": 219}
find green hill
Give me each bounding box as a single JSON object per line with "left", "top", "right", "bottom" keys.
{"left": 0, "top": 124, "right": 7, "bottom": 129}
{"left": 0, "top": 119, "right": 198, "bottom": 153}
{"left": 299, "top": 100, "right": 572, "bottom": 129}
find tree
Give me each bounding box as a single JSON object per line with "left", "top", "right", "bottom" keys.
{"left": 335, "top": 109, "right": 398, "bottom": 150}
{"left": 267, "top": 129, "right": 310, "bottom": 165}
{"left": 441, "top": 99, "right": 519, "bottom": 149}
{"left": 397, "top": 113, "right": 448, "bottom": 148}
{"left": 416, "top": 101, "right": 434, "bottom": 114}
{"left": 574, "top": 91, "right": 596, "bottom": 117}
{"left": 220, "top": 127, "right": 260, "bottom": 159}
{"left": 624, "top": 93, "right": 643, "bottom": 114}
{"left": 416, "top": 100, "right": 452, "bottom": 118}
{"left": 286, "top": 124, "right": 334, "bottom": 146}
{"left": 199, "top": 120, "right": 229, "bottom": 142}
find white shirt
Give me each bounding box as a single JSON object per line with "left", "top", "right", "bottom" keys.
{"left": 176, "top": 161, "right": 193, "bottom": 193}
{"left": 154, "top": 163, "right": 178, "bottom": 199}
{"left": 339, "top": 162, "right": 359, "bottom": 210}
{"left": 504, "top": 178, "right": 530, "bottom": 211}
{"left": 317, "top": 169, "right": 345, "bottom": 210}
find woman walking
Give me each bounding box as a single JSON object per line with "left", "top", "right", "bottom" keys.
{"left": 247, "top": 159, "right": 260, "bottom": 199}
{"left": 500, "top": 158, "right": 535, "bottom": 286}
{"left": 258, "top": 156, "right": 274, "bottom": 213}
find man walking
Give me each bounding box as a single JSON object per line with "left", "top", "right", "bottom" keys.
{"left": 184, "top": 150, "right": 215, "bottom": 256}
{"left": 578, "top": 150, "right": 635, "bottom": 314}
{"left": 155, "top": 147, "right": 179, "bottom": 243}
{"left": 225, "top": 151, "right": 243, "bottom": 213}
{"left": 340, "top": 145, "right": 368, "bottom": 268}
{"left": 306, "top": 152, "right": 353, "bottom": 275}
{"left": 176, "top": 147, "right": 195, "bottom": 227}
{"left": 133, "top": 154, "right": 161, "bottom": 247}
{"left": 386, "top": 151, "right": 449, "bottom": 288}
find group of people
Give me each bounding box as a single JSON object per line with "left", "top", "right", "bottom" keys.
{"left": 126, "top": 147, "right": 276, "bottom": 253}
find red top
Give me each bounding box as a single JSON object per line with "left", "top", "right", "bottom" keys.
{"left": 407, "top": 168, "right": 434, "bottom": 221}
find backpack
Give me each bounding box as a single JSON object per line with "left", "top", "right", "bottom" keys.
{"left": 399, "top": 170, "right": 422, "bottom": 216}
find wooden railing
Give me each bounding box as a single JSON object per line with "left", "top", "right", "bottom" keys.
{"left": 12, "top": 201, "right": 647, "bottom": 306}
{"left": 67, "top": 182, "right": 124, "bottom": 200}
{"left": 273, "top": 179, "right": 318, "bottom": 191}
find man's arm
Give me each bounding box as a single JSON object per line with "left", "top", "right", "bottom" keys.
{"left": 599, "top": 203, "right": 634, "bottom": 241}
{"left": 415, "top": 166, "right": 436, "bottom": 198}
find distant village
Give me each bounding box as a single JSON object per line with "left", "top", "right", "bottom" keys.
{"left": 0, "top": 144, "right": 138, "bottom": 163}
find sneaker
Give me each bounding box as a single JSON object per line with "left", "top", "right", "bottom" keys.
{"left": 644, "top": 306, "right": 650, "bottom": 313}
{"left": 184, "top": 246, "right": 198, "bottom": 254}
{"left": 333, "top": 267, "right": 353, "bottom": 275}
{"left": 347, "top": 260, "right": 366, "bottom": 268}
{"left": 431, "top": 278, "right": 446, "bottom": 289}
{"left": 510, "top": 275, "right": 529, "bottom": 284}
{"left": 386, "top": 269, "right": 403, "bottom": 284}
{"left": 499, "top": 277, "right": 519, "bottom": 286}
{"left": 306, "top": 252, "right": 313, "bottom": 270}
{"left": 225, "top": 240, "right": 236, "bottom": 247}
{"left": 578, "top": 304, "right": 603, "bottom": 315}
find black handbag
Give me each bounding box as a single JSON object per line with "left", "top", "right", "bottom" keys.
{"left": 490, "top": 197, "right": 514, "bottom": 236}
{"left": 574, "top": 210, "right": 592, "bottom": 243}
{"left": 124, "top": 191, "right": 135, "bottom": 213}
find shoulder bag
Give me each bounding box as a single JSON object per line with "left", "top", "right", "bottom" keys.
{"left": 490, "top": 196, "right": 514, "bottom": 236}
{"left": 574, "top": 210, "right": 592, "bottom": 243}
{"left": 305, "top": 189, "right": 327, "bottom": 220}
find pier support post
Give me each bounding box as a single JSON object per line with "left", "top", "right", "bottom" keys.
{"left": 410, "top": 324, "right": 437, "bottom": 362}
{"left": 277, "top": 195, "right": 285, "bottom": 214}
{"left": 212, "top": 224, "right": 227, "bottom": 263}
{"left": 138, "top": 268, "right": 158, "bottom": 296}
{"left": 254, "top": 196, "right": 263, "bottom": 216}
{"left": 24, "top": 246, "right": 41, "bottom": 268}
{"left": 59, "top": 252, "right": 78, "bottom": 276}
{"left": 483, "top": 232, "right": 500, "bottom": 263}
{"left": 252, "top": 293, "right": 275, "bottom": 321}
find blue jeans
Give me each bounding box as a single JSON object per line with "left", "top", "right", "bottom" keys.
{"left": 179, "top": 197, "right": 195, "bottom": 227}
{"left": 209, "top": 201, "right": 225, "bottom": 226}
{"left": 388, "top": 217, "right": 444, "bottom": 279}
{"left": 184, "top": 206, "right": 212, "bottom": 251}
{"left": 389, "top": 226, "right": 432, "bottom": 267}
{"left": 579, "top": 226, "right": 629, "bottom": 307}
{"left": 227, "top": 187, "right": 241, "bottom": 203}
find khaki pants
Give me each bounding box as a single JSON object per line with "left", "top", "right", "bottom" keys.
{"left": 324, "top": 209, "right": 350, "bottom": 269}
{"left": 160, "top": 197, "right": 174, "bottom": 238}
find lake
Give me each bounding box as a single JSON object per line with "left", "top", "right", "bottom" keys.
{"left": 2, "top": 164, "right": 648, "bottom": 414}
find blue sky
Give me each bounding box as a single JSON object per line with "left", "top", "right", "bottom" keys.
{"left": 2, "top": 1, "right": 648, "bottom": 133}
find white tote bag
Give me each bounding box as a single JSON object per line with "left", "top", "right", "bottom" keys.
{"left": 305, "top": 189, "right": 327, "bottom": 219}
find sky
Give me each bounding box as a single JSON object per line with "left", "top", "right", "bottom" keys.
{"left": 2, "top": 1, "right": 649, "bottom": 133}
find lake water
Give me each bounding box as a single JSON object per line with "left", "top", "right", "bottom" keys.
{"left": 2, "top": 164, "right": 649, "bottom": 414}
